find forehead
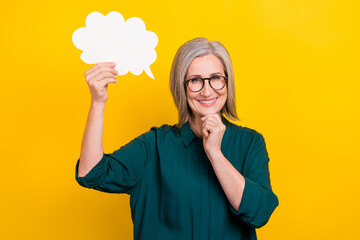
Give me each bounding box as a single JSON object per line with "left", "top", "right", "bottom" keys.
{"left": 186, "top": 54, "right": 224, "bottom": 77}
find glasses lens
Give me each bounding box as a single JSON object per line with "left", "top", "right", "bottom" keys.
{"left": 188, "top": 78, "right": 203, "bottom": 92}
{"left": 210, "top": 76, "right": 226, "bottom": 90}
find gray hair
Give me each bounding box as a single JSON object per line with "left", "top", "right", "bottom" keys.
{"left": 170, "top": 37, "right": 238, "bottom": 127}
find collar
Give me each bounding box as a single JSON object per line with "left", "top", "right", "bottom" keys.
{"left": 179, "top": 116, "right": 232, "bottom": 148}
{"left": 179, "top": 121, "right": 197, "bottom": 148}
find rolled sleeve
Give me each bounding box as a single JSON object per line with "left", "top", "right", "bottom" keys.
{"left": 75, "top": 154, "right": 108, "bottom": 188}
{"left": 75, "top": 130, "right": 155, "bottom": 195}
{"left": 229, "top": 132, "right": 279, "bottom": 228}
{"left": 229, "top": 177, "right": 279, "bottom": 228}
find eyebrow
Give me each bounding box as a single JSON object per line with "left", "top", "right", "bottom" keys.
{"left": 187, "top": 72, "right": 224, "bottom": 79}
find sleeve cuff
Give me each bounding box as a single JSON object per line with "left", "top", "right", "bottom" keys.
{"left": 229, "top": 177, "right": 261, "bottom": 217}
{"left": 75, "top": 154, "right": 108, "bottom": 188}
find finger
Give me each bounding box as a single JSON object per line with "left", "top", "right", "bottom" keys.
{"left": 201, "top": 115, "right": 210, "bottom": 121}
{"left": 87, "top": 71, "right": 117, "bottom": 83}
{"left": 85, "top": 62, "right": 114, "bottom": 75}
{"left": 85, "top": 62, "right": 117, "bottom": 77}
{"left": 89, "top": 77, "right": 117, "bottom": 90}
{"left": 203, "top": 124, "right": 216, "bottom": 136}
{"left": 202, "top": 119, "right": 217, "bottom": 132}
{"left": 86, "top": 65, "right": 118, "bottom": 79}
{"left": 202, "top": 126, "right": 209, "bottom": 137}
{"left": 87, "top": 68, "right": 117, "bottom": 79}
{"left": 94, "top": 65, "right": 118, "bottom": 74}
{"left": 95, "top": 77, "right": 118, "bottom": 87}
{"left": 202, "top": 118, "right": 225, "bottom": 136}
{"left": 202, "top": 116, "right": 219, "bottom": 129}
{"left": 203, "top": 116, "right": 224, "bottom": 131}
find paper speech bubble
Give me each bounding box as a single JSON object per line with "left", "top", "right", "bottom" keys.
{"left": 72, "top": 11, "right": 158, "bottom": 79}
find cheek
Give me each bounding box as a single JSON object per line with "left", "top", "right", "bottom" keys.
{"left": 219, "top": 88, "right": 228, "bottom": 107}
{"left": 219, "top": 87, "right": 227, "bottom": 99}
{"left": 186, "top": 89, "right": 197, "bottom": 103}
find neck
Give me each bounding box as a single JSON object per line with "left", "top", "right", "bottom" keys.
{"left": 189, "top": 115, "right": 203, "bottom": 139}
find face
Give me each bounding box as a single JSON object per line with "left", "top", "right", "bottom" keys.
{"left": 185, "top": 54, "right": 227, "bottom": 119}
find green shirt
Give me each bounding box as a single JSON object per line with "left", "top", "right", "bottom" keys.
{"left": 75, "top": 118, "right": 279, "bottom": 240}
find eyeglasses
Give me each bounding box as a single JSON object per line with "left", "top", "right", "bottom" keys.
{"left": 184, "top": 75, "right": 228, "bottom": 92}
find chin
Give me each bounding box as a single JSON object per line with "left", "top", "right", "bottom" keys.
{"left": 198, "top": 105, "right": 223, "bottom": 116}
{"left": 196, "top": 108, "right": 221, "bottom": 118}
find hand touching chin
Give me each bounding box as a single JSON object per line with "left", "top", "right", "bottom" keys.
{"left": 200, "top": 114, "right": 226, "bottom": 158}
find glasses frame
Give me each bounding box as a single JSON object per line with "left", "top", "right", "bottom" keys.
{"left": 184, "top": 75, "right": 228, "bottom": 93}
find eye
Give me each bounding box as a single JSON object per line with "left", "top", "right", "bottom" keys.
{"left": 190, "top": 77, "right": 202, "bottom": 83}
{"left": 211, "top": 75, "right": 222, "bottom": 80}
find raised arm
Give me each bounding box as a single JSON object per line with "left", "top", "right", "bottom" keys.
{"left": 78, "top": 62, "right": 118, "bottom": 177}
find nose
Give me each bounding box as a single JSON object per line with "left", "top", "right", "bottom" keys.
{"left": 201, "top": 80, "right": 213, "bottom": 96}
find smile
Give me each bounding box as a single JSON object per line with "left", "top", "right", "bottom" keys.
{"left": 197, "top": 97, "right": 217, "bottom": 106}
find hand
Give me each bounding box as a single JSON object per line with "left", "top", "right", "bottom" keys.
{"left": 201, "top": 114, "right": 226, "bottom": 157}
{"left": 84, "top": 62, "right": 118, "bottom": 104}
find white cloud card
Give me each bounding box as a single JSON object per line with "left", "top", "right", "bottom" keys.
{"left": 72, "top": 11, "right": 158, "bottom": 79}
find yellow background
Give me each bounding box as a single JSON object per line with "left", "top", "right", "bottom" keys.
{"left": 1, "top": 0, "right": 359, "bottom": 239}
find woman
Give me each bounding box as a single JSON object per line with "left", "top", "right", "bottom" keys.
{"left": 76, "top": 37, "right": 279, "bottom": 240}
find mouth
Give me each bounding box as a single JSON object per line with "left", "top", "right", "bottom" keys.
{"left": 197, "top": 97, "right": 217, "bottom": 106}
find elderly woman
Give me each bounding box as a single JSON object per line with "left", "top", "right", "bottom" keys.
{"left": 76, "top": 37, "right": 279, "bottom": 240}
